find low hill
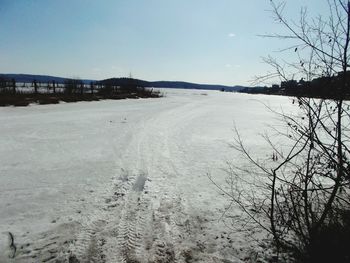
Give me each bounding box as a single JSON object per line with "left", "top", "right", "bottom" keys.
{"left": 0, "top": 74, "right": 95, "bottom": 85}
{"left": 99, "top": 78, "right": 244, "bottom": 91}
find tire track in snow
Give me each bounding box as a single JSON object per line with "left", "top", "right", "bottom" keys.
{"left": 67, "top": 217, "right": 106, "bottom": 263}
{"left": 65, "top": 169, "right": 139, "bottom": 262}
{"left": 131, "top": 105, "right": 195, "bottom": 263}
{"left": 101, "top": 173, "right": 152, "bottom": 263}
{"left": 150, "top": 188, "right": 191, "bottom": 263}
{"left": 102, "top": 105, "right": 194, "bottom": 263}
{"left": 64, "top": 99, "right": 203, "bottom": 262}
{"left": 114, "top": 193, "right": 151, "bottom": 262}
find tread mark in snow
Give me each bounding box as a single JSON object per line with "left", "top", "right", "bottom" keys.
{"left": 115, "top": 190, "right": 152, "bottom": 262}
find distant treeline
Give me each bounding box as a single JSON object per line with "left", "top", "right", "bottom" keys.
{"left": 0, "top": 74, "right": 245, "bottom": 92}
{"left": 0, "top": 77, "right": 160, "bottom": 106}
{"left": 0, "top": 77, "right": 153, "bottom": 95}
{"left": 240, "top": 72, "right": 350, "bottom": 99}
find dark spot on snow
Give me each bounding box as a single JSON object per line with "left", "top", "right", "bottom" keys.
{"left": 68, "top": 255, "right": 80, "bottom": 263}
{"left": 132, "top": 174, "right": 147, "bottom": 192}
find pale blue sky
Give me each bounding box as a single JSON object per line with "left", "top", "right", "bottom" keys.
{"left": 0, "top": 0, "right": 329, "bottom": 85}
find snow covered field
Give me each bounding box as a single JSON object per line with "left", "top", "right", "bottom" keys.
{"left": 0, "top": 89, "right": 294, "bottom": 262}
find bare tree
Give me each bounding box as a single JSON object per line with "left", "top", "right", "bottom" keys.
{"left": 79, "top": 82, "right": 84, "bottom": 95}
{"left": 217, "top": 1, "right": 350, "bottom": 262}
{"left": 11, "top": 78, "right": 16, "bottom": 94}
{"left": 64, "top": 78, "right": 82, "bottom": 94}
{"left": 52, "top": 80, "right": 56, "bottom": 94}
{"left": 33, "top": 79, "right": 38, "bottom": 94}
{"left": 90, "top": 81, "right": 94, "bottom": 95}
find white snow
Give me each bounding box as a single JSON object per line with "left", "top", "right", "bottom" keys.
{"left": 0, "top": 89, "right": 294, "bottom": 262}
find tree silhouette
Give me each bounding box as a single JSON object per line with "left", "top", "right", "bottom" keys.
{"left": 219, "top": 1, "right": 350, "bottom": 262}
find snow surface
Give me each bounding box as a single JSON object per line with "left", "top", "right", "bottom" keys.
{"left": 0, "top": 89, "right": 295, "bottom": 262}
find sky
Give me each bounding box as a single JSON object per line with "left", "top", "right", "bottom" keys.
{"left": 0, "top": 0, "right": 330, "bottom": 86}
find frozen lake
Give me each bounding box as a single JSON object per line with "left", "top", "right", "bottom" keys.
{"left": 0, "top": 89, "right": 294, "bottom": 262}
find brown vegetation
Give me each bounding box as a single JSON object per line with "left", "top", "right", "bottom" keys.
{"left": 0, "top": 77, "right": 161, "bottom": 107}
